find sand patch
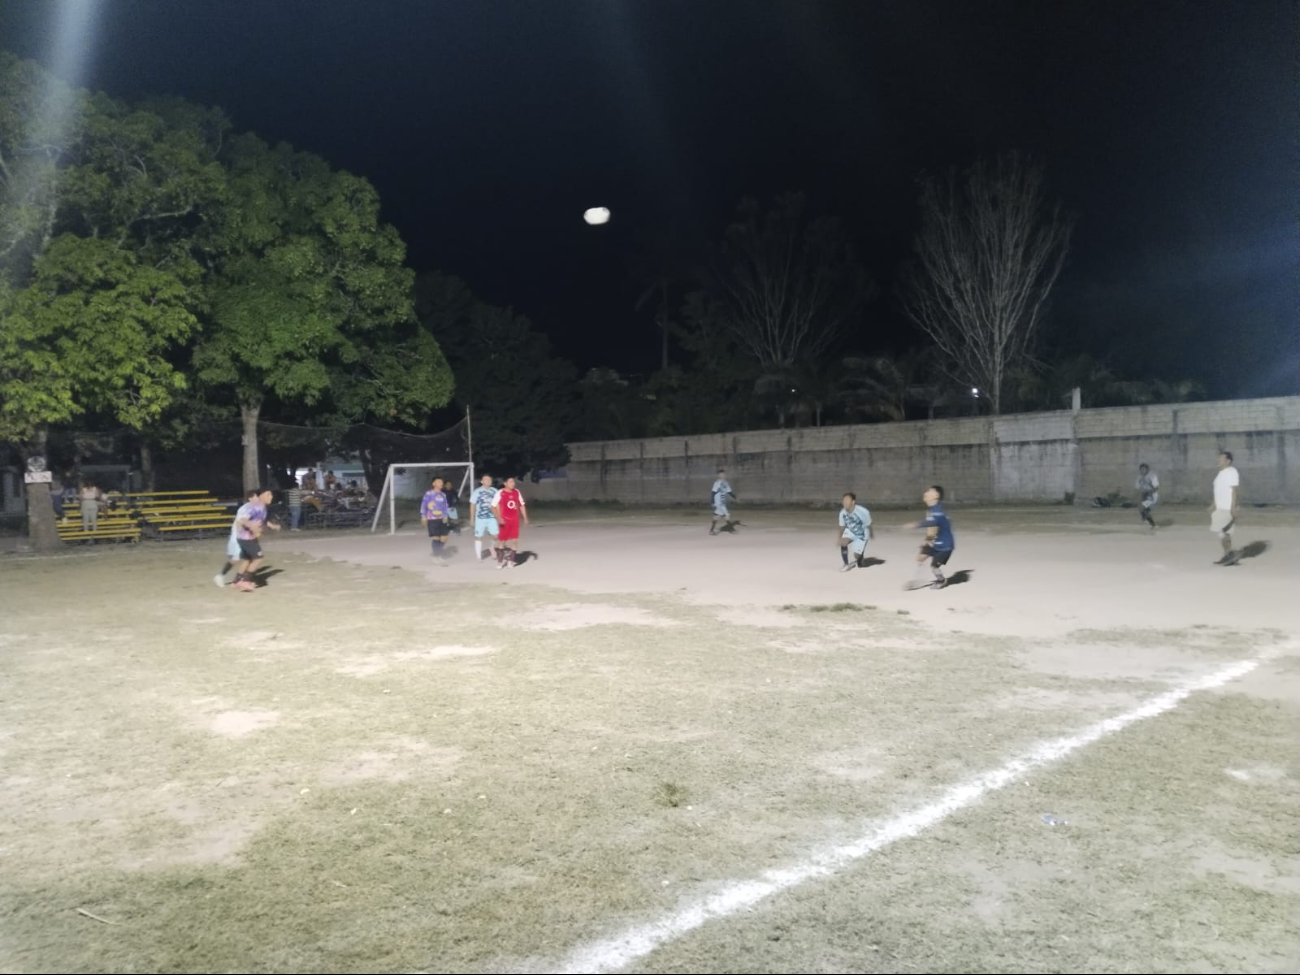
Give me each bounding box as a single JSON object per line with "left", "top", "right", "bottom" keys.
{"left": 1224, "top": 764, "right": 1289, "bottom": 785}
{"left": 337, "top": 645, "right": 497, "bottom": 677}
{"left": 715, "top": 606, "right": 808, "bottom": 629}
{"left": 518, "top": 604, "right": 679, "bottom": 631}
{"left": 209, "top": 710, "right": 280, "bottom": 738}
{"left": 321, "top": 740, "right": 461, "bottom": 785}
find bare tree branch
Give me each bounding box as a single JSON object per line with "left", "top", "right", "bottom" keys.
{"left": 901, "top": 153, "right": 1072, "bottom": 414}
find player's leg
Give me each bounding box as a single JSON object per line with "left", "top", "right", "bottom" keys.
{"left": 930, "top": 550, "right": 950, "bottom": 588}
{"left": 1220, "top": 518, "right": 1236, "bottom": 563}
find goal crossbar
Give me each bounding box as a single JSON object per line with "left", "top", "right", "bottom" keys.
{"left": 371, "top": 462, "right": 475, "bottom": 535}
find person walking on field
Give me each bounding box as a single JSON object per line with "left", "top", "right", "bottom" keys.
{"left": 1210, "top": 450, "right": 1241, "bottom": 565}
{"left": 285, "top": 480, "right": 304, "bottom": 531}
{"left": 469, "top": 474, "right": 500, "bottom": 563}
{"left": 1136, "top": 463, "right": 1159, "bottom": 530}
{"left": 421, "top": 477, "right": 453, "bottom": 565}
{"left": 492, "top": 476, "right": 529, "bottom": 568}
{"left": 709, "top": 469, "right": 736, "bottom": 535}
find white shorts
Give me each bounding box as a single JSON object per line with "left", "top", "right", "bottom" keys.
{"left": 475, "top": 516, "right": 500, "bottom": 538}
{"left": 713, "top": 503, "right": 729, "bottom": 518}
{"left": 841, "top": 532, "right": 867, "bottom": 556}
{"left": 1209, "top": 509, "right": 1235, "bottom": 535}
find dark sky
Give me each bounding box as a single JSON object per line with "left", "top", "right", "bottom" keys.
{"left": 3, "top": 0, "right": 1296, "bottom": 396}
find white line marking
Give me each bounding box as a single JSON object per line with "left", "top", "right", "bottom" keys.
{"left": 547, "top": 656, "right": 1264, "bottom": 975}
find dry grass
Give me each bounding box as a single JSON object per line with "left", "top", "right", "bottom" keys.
{"left": 0, "top": 538, "right": 1295, "bottom": 974}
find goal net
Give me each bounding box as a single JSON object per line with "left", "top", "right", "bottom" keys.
{"left": 371, "top": 460, "right": 475, "bottom": 535}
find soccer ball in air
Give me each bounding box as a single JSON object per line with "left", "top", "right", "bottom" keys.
{"left": 583, "top": 207, "right": 611, "bottom": 226}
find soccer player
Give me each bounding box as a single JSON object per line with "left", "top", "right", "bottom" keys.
{"left": 470, "top": 474, "right": 500, "bottom": 563}
{"left": 1135, "top": 463, "right": 1159, "bottom": 529}
{"left": 906, "top": 485, "right": 954, "bottom": 590}
{"left": 1209, "top": 450, "right": 1240, "bottom": 565}
{"left": 219, "top": 487, "right": 279, "bottom": 592}
{"left": 492, "top": 476, "right": 529, "bottom": 568}
{"left": 421, "top": 477, "right": 453, "bottom": 565}
{"left": 837, "top": 492, "right": 872, "bottom": 572}
{"left": 709, "top": 469, "right": 736, "bottom": 535}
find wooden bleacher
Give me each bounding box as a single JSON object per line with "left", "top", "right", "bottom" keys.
{"left": 59, "top": 490, "right": 233, "bottom": 543}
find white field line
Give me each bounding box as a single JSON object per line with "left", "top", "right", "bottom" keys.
{"left": 541, "top": 655, "right": 1267, "bottom": 975}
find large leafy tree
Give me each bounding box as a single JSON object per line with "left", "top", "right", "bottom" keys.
{"left": 416, "top": 271, "right": 575, "bottom": 476}
{"left": 194, "top": 136, "right": 452, "bottom": 491}
{"left": 0, "top": 57, "right": 217, "bottom": 548}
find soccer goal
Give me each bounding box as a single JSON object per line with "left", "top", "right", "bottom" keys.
{"left": 371, "top": 461, "right": 475, "bottom": 535}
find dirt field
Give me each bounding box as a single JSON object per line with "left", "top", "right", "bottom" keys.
{"left": 1, "top": 503, "right": 1297, "bottom": 974}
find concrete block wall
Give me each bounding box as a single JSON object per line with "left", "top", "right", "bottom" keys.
{"left": 533, "top": 396, "right": 1300, "bottom": 507}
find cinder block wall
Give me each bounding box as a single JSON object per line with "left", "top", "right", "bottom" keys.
{"left": 530, "top": 397, "right": 1300, "bottom": 506}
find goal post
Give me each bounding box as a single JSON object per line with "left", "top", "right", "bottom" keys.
{"left": 371, "top": 461, "right": 475, "bottom": 535}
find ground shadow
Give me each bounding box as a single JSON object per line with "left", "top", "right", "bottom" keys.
{"left": 1237, "top": 541, "right": 1270, "bottom": 561}
{"left": 514, "top": 550, "right": 540, "bottom": 565}
{"left": 946, "top": 569, "right": 974, "bottom": 586}
{"left": 856, "top": 557, "right": 886, "bottom": 569}
{"left": 1156, "top": 518, "right": 1176, "bottom": 528}
{"left": 251, "top": 567, "right": 285, "bottom": 587}
{"left": 716, "top": 520, "right": 743, "bottom": 534}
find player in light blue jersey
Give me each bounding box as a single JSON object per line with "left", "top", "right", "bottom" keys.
{"left": 709, "top": 469, "right": 736, "bottom": 535}
{"left": 469, "top": 474, "right": 500, "bottom": 563}
{"left": 837, "top": 492, "right": 872, "bottom": 572}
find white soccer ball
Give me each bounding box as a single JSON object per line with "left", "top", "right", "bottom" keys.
{"left": 583, "top": 206, "right": 611, "bottom": 226}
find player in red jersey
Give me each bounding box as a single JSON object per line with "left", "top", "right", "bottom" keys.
{"left": 492, "top": 476, "right": 529, "bottom": 568}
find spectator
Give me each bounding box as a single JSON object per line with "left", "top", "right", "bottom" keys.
{"left": 285, "top": 480, "right": 304, "bottom": 531}
{"left": 50, "top": 474, "right": 65, "bottom": 521}
{"left": 324, "top": 470, "right": 338, "bottom": 490}
{"left": 80, "top": 481, "right": 104, "bottom": 532}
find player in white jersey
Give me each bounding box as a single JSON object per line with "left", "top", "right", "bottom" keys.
{"left": 837, "top": 492, "right": 872, "bottom": 571}
{"left": 1209, "top": 450, "right": 1240, "bottom": 565}
{"left": 1135, "top": 463, "right": 1159, "bottom": 529}
{"left": 709, "top": 469, "right": 736, "bottom": 535}
{"left": 469, "top": 474, "right": 500, "bottom": 562}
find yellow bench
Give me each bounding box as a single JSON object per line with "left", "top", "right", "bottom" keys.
{"left": 56, "top": 528, "right": 141, "bottom": 543}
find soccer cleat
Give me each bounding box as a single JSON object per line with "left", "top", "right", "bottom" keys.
{"left": 213, "top": 573, "right": 227, "bottom": 588}
{"left": 233, "top": 579, "right": 256, "bottom": 592}
{"left": 931, "top": 579, "right": 947, "bottom": 590}
{"left": 839, "top": 563, "right": 854, "bottom": 572}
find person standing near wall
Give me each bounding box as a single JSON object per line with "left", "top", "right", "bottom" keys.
{"left": 710, "top": 469, "right": 736, "bottom": 535}
{"left": 1210, "top": 450, "right": 1240, "bottom": 566}
{"left": 1136, "top": 463, "right": 1159, "bottom": 530}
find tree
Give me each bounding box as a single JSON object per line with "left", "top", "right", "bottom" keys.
{"left": 0, "top": 237, "right": 198, "bottom": 548}
{"left": 901, "top": 153, "right": 1072, "bottom": 414}
{"left": 0, "top": 58, "right": 218, "bottom": 548}
{"left": 708, "top": 193, "right": 868, "bottom": 387}
{"left": 194, "top": 136, "right": 452, "bottom": 491}
{"left": 416, "top": 272, "right": 576, "bottom": 475}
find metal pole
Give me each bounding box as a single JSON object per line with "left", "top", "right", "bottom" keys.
{"left": 389, "top": 465, "right": 396, "bottom": 535}
{"left": 465, "top": 406, "right": 473, "bottom": 471}
{"left": 370, "top": 464, "right": 389, "bottom": 533}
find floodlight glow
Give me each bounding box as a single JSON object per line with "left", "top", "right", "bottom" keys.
{"left": 583, "top": 207, "right": 611, "bottom": 225}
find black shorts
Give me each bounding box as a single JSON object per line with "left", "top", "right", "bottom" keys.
{"left": 238, "top": 538, "right": 263, "bottom": 560}
{"left": 921, "top": 545, "right": 952, "bottom": 566}
{"left": 426, "top": 519, "right": 450, "bottom": 537}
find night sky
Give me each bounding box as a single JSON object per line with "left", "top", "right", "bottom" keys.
{"left": 2, "top": 0, "right": 1296, "bottom": 396}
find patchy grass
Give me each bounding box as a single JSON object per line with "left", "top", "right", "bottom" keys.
{"left": 0, "top": 543, "right": 1294, "bottom": 974}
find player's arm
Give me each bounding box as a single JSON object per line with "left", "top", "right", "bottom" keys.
{"left": 520, "top": 494, "right": 530, "bottom": 525}
{"left": 1230, "top": 482, "right": 1239, "bottom": 515}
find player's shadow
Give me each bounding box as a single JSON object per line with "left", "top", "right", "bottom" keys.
{"left": 251, "top": 567, "right": 285, "bottom": 587}
{"left": 1156, "top": 518, "right": 1176, "bottom": 528}
{"left": 1237, "top": 541, "right": 1270, "bottom": 561}
{"left": 946, "top": 569, "right": 974, "bottom": 586}
{"left": 856, "top": 557, "right": 886, "bottom": 569}
{"left": 718, "top": 520, "right": 743, "bottom": 533}
{"left": 514, "top": 550, "right": 540, "bottom": 565}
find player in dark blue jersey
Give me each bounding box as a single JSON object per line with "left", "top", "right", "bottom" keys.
{"left": 906, "top": 485, "right": 954, "bottom": 590}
